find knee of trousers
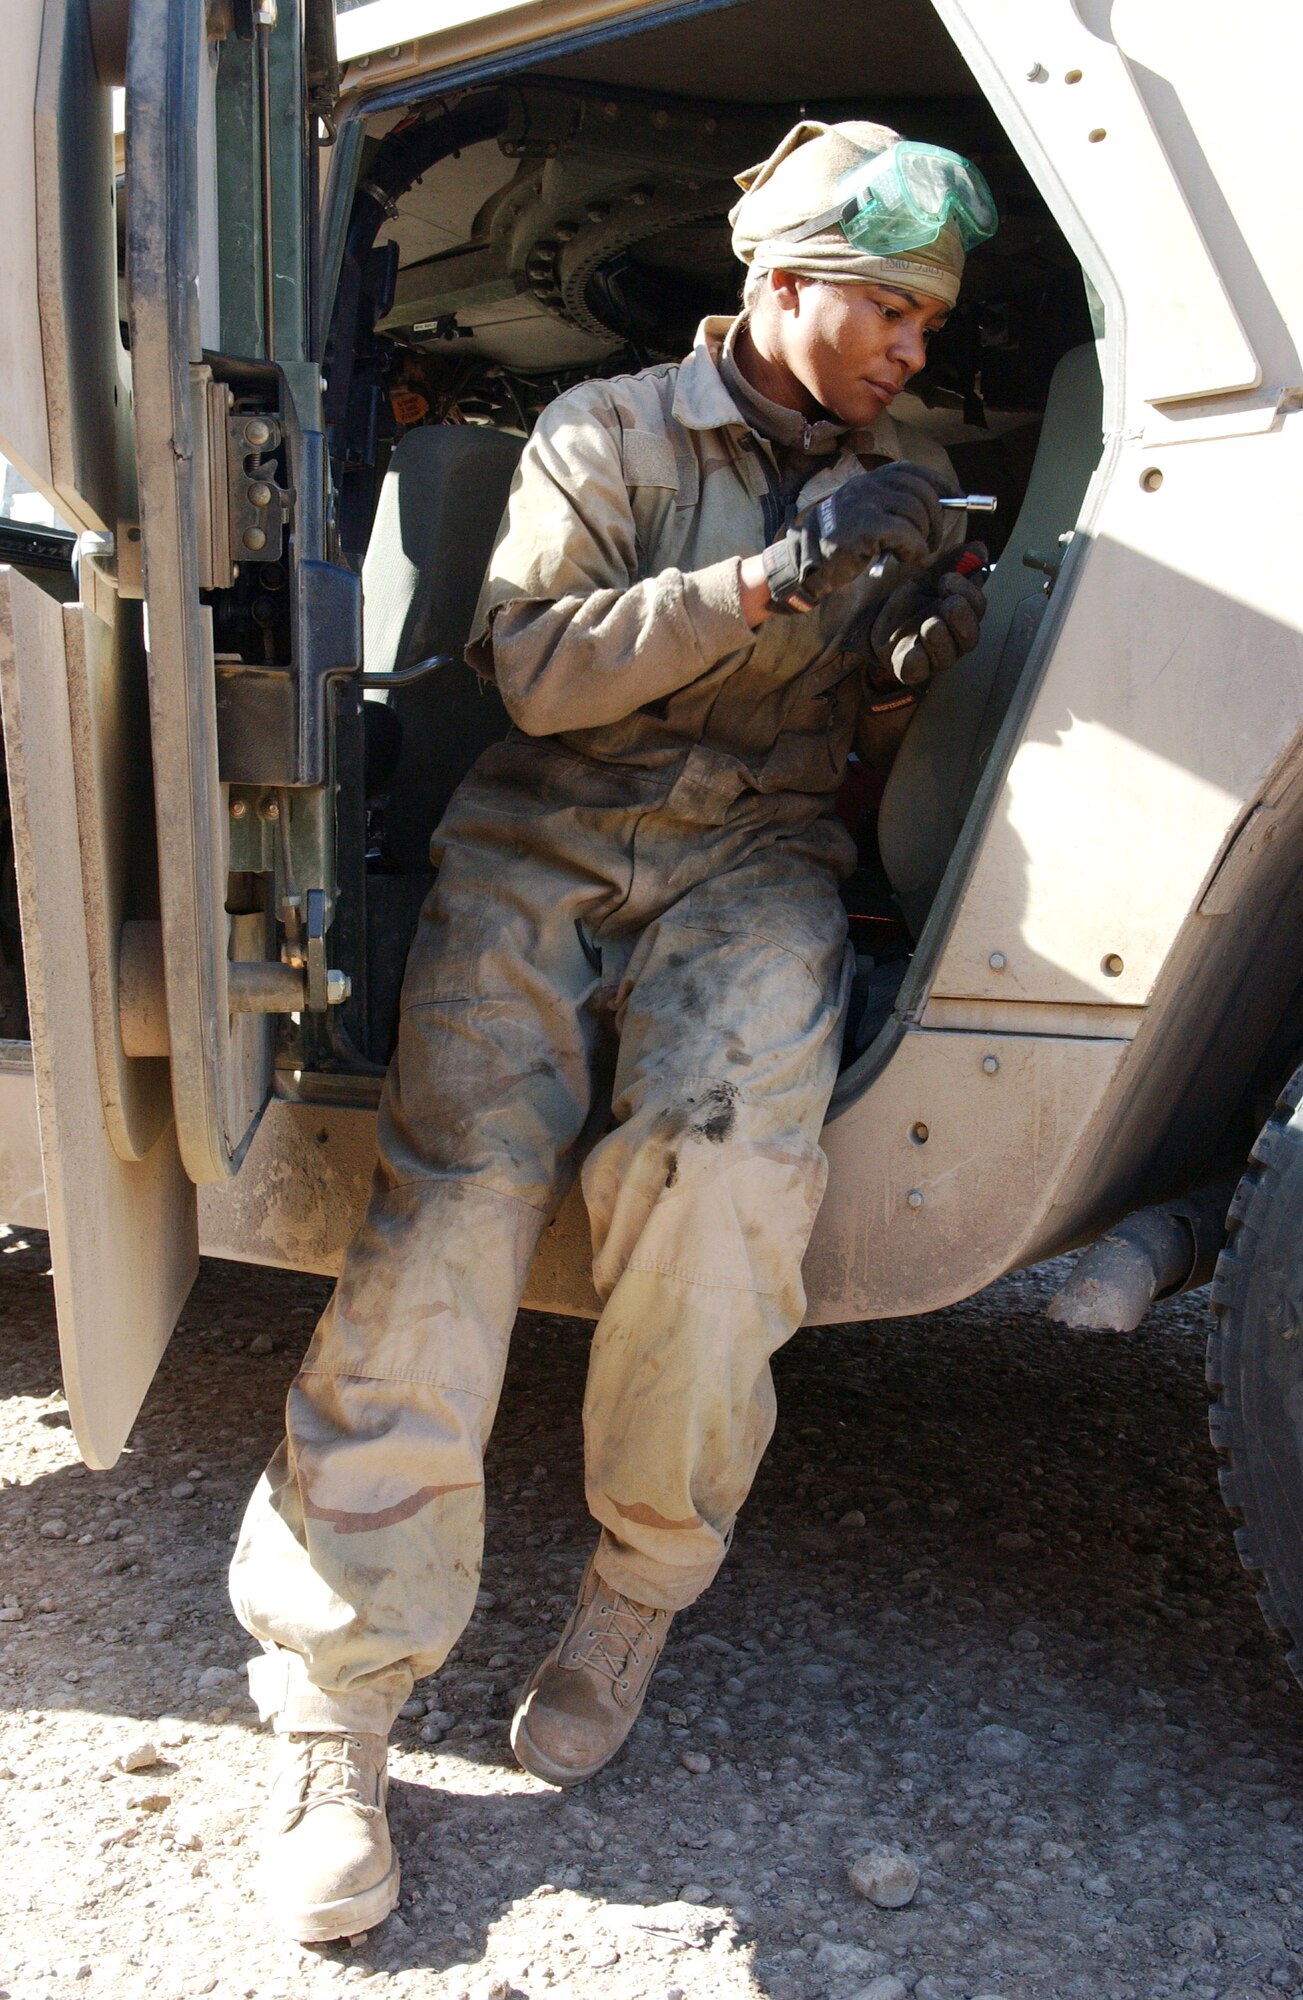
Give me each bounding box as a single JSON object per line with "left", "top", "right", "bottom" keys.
{"left": 582, "top": 1085, "right": 829, "bottom": 1318}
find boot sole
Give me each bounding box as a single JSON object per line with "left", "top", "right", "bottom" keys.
{"left": 509, "top": 1701, "right": 614, "bottom": 1788}
{"left": 277, "top": 1857, "right": 402, "bottom": 1944}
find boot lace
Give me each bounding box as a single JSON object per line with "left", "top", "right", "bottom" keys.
{"left": 568, "top": 1590, "right": 660, "bottom": 1694}
{"left": 278, "top": 1732, "right": 382, "bottom": 1827}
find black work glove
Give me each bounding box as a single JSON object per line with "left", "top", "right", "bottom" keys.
{"left": 868, "top": 542, "right": 988, "bottom": 688}
{"left": 761, "top": 461, "right": 954, "bottom": 613}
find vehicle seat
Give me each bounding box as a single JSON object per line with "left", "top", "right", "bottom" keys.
{"left": 361, "top": 423, "right": 524, "bottom": 870}
{"left": 878, "top": 342, "right": 1103, "bottom": 938}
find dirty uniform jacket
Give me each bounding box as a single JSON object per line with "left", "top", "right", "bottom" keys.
{"left": 466, "top": 313, "right": 960, "bottom": 844}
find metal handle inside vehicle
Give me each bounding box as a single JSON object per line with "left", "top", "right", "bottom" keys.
{"left": 358, "top": 652, "right": 456, "bottom": 691}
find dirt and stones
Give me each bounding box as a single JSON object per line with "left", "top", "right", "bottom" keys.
{"left": 2, "top": 1235, "right": 1302, "bottom": 2000}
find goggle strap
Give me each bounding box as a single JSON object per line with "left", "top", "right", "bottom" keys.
{"left": 772, "top": 200, "right": 860, "bottom": 247}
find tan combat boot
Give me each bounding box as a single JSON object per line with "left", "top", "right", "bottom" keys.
{"left": 510, "top": 1555, "right": 672, "bottom": 1786}
{"left": 261, "top": 1730, "right": 400, "bottom": 1942}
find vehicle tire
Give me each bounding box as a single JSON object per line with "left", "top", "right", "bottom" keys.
{"left": 1208, "top": 1059, "right": 1303, "bottom": 1683}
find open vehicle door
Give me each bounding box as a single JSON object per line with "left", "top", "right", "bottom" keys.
{"left": 127, "top": 0, "right": 355, "bottom": 1184}
{"left": 0, "top": 0, "right": 349, "bottom": 1467}
{"left": 0, "top": 0, "right": 194, "bottom": 1469}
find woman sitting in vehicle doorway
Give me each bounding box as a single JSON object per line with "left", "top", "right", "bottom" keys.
{"left": 229, "top": 118, "right": 996, "bottom": 1942}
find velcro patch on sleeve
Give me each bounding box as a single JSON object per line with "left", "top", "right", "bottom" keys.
{"left": 620, "top": 427, "right": 680, "bottom": 492}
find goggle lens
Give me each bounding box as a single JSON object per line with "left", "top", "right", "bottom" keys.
{"left": 838, "top": 142, "right": 999, "bottom": 255}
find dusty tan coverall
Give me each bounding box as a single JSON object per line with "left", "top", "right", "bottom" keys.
{"left": 231, "top": 316, "right": 958, "bottom": 1736}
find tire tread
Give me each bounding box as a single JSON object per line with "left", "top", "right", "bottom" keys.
{"left": 1209, "top": 1059, "right": 1303, "bottom": 1690}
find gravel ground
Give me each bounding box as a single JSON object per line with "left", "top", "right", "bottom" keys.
{"left": 2, "top": 1235, "right": 1302, "bottom": 2000}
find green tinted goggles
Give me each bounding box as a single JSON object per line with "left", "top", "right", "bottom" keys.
{"left": 782, "top": 141, "right": 999, "bottom": 258}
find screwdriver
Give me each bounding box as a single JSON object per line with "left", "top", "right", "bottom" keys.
{"left": 868, "top": 494, "right": 997, "bottom": 580}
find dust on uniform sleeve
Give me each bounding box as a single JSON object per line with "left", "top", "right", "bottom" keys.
{"left": 465, "top": 384, "right": 754, "bottom": 738}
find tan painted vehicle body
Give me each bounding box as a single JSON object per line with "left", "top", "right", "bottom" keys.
{"left": 0, "top": 0, "right": 1299, "bottom": 1470}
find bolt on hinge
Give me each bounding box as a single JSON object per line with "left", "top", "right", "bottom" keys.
{"left": 228, "top": 410, "right": 289, "bottom": 563}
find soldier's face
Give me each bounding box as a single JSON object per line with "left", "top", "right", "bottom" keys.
{"left": 769, "top": 273, "right": 950, "bottom": 427}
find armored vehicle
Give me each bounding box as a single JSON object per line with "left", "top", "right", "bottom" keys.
{"left": 3, "top": 0, "right": 1303, "bottom": 1673}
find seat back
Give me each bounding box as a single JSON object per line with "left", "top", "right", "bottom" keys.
{"left": 362, "top": 424, "right": 524, "bottom": 870}
{"left": 878, "top": 343, "right": 1103, "bottom": 937}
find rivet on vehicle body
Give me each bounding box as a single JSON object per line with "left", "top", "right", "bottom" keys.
{"left": 247, "top": 482, "right": 273, "bottom": 508}
{"left": 910, "top": 1122, "right": 929, "bottom": 1146}
{"left": 1065, "top": 67, "right": 1083, "bottom": 83}
{"left": 242, "top": 527, "right": 267, "bottom": 551}
{"left": 244, "top": 418, "right": 272, "bottom": 448}
{"left": 258, "top": 795, "right": 280, "bottom": 821}
{"left": 989, "top": 951, "right": 1007, "bottom": 971}
{"left": 982, "top": 1055, "right": 1000, "bottom": 1074}
{"left": 230, "top": 798, "right": 248, "bottom": 820}
{"left": 1026, "top": 62, "right": 1047, "bottom": 81}
{"left": 1102, "top": 953, "right": 1125, "bottom": 977}
{"left": 1140, "top": 467, "right": 1163, "bottom": 492}
{"left": 906, "top": 1189, "right": 925, "bottom": 1209}
{"left": 1088, "top": 128, "right": 1108, "bottom": 143}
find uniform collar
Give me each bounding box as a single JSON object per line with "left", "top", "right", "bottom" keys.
{"left": 673, "top": 314, "right": 905, "bottom": 463}
{"left": 672, "top": 316, "right": 751, "bottom": 431}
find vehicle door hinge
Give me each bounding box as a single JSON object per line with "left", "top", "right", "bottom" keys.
{"left": 191, "top": 365, "right": 291, "bottom": 590}
{"left": 69, "top": 527, "right": 144, "bottom": 614}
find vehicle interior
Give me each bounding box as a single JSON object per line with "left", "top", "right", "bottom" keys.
{"left": 0, "top": 1, "right": 1104, "bottom": 1083}
{"left": 302, "top": 0, "right": 1099, "bottom": 1076}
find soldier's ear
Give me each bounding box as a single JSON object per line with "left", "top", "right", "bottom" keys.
{"left": 768, "top": 269, "right": 806, "bottom": 313}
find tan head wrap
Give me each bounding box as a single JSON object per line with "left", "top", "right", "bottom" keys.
{"left": 729, "top": 118, "right": 965, "bottom": 309}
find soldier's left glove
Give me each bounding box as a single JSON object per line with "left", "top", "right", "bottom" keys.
{"left": 868, "top": 543, "right": 988, "bottom": 689}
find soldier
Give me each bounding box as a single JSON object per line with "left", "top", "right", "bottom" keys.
{"left": 229, "top": 118, "right": 997, "bottom": 1941}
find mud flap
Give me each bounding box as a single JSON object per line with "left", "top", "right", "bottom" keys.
{"left": 3, "top": 577, "right": 197, "bottom": 1469}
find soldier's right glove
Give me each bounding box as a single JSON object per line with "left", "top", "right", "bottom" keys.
{"left": 868, "top": 542, "right": 988, "bottom": 688}
{"left": 760, "top": 461, "right": 953, "bottom": 614}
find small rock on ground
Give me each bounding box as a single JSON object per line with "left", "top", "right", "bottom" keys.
{"left": 114, "top": 1738, "right": 160, "bottom": 1774}
{"left": 847, "top": 1847, "right": 920, "bottom": 1909}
